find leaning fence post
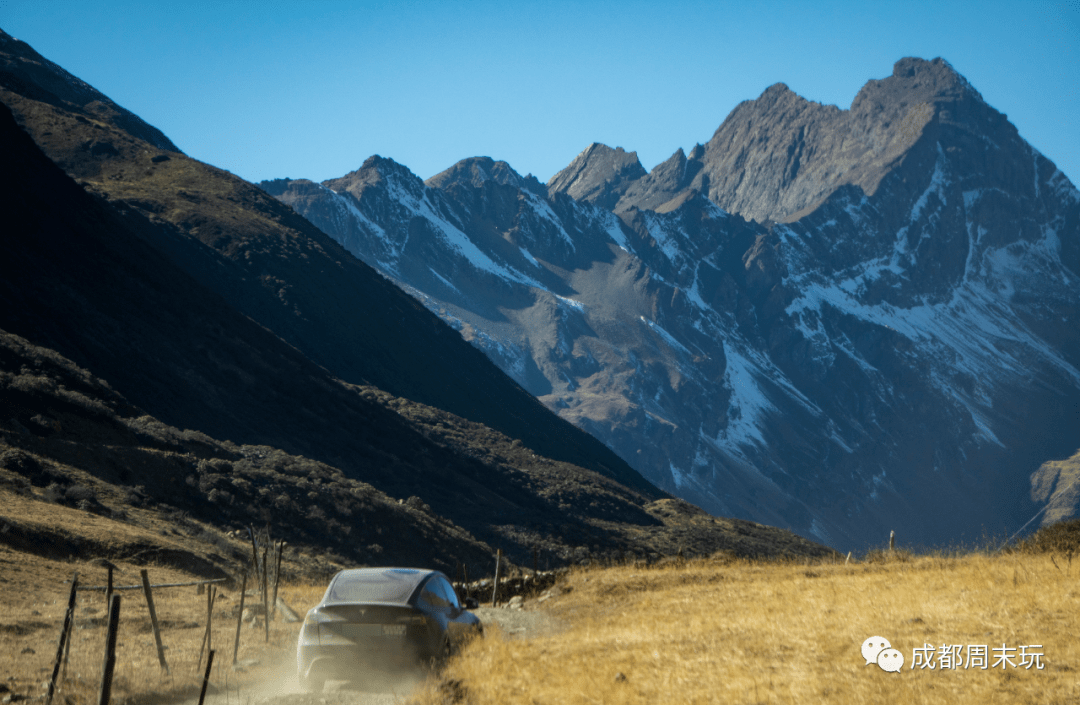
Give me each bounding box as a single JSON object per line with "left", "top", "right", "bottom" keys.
{"left": 97, "top": 594, "right": 121, "bottom": 705}
{"left": 197, "top": 650, "right": 215, "bottom": 705}
{"left": 889, "top": 530, "right": 895, "bottom": 552}
{"left": 46, "top": 572, "right": 78, "bottom": 705}
{"left": 491, "top": 549, "right": 502, "bottom": 606}
{"left": 59, "top": 611, "right": 74, "bottom": 685}
{"left": 233, "top": 572, "right": 247, "bottom": 666}
{"left": 105, "top": 566, "right": 113, "bottom": 612}
{"left": 140, "top": 570, "right": 169, "bottom": 674}
{"left": 247, "top": 526, "right": 260, "bottom": 582}
{"left": 197, "top": 586, "right": 216, "bottom": 672}
{"left": 198, "top": 583, "right": 217, "bottom": 669}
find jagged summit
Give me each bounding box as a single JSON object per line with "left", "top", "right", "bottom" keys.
{"left": 546, "top": 142, "right": 647, "bottom": 211}
{"left": 885, "top": 56, "right": 982, "bottom": 99}
{"left": 426, "top": 156, "right": 525, "bottom": 191}
{"left": 609, "top": 146, "right": 707, "bottom": 214}
{"left": 548, "top": 56, "right": 1048, "bottom": 226}
{"left": 354, "top": 154, "right": 413, "bottom": 177}
{"left": 758, "top": 82, "right": 800, "bottom": 99}
{"left": 319, "top": 154, "right": 428, "bottom": 201}
{"left": 693, "top": 54, "right": 1016, "bottom": 223}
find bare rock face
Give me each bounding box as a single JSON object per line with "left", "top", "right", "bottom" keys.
{"left": 427, "top": 156, "right": 545, "bottom": 194}
{"left": 552, "top": 58, "right": 1017, "bottom": 228}
{"left": 697, "top": 57, "right": 1008, "bottom": 224}
{"left": 547, "top": 143, "right": 647, "bottom": 211}
{"left": 607, "top": 144, "right": 709, "bottom": 214}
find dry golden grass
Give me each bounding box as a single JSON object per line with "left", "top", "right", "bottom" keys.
{"left": 48, "top": 582, "right": 327, "bottom": 705}
{"left": 416, "top": 552, "right": 1079, "bottom": 704}
{"left": 0, "top": 490, "right": 330, "bottom": 705}
{"left": 6, "top": 472, "right": 1078, "bottom": 705}
{"left": 1, "top": 561, "right": 327, "bottom": 705}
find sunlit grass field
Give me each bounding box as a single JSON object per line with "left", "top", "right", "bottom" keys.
{"left": 0, "top": 545, "right": 327, "bottom": 705}
{"left": 417, "top": 550, "right": 1079, "bottom": 704}
{"left": 6, "top": 500, "right": 1078, "bottom": 705}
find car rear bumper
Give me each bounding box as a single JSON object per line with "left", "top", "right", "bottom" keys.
{"left": 299, "top": 641, "right": 429, "bottom": 681}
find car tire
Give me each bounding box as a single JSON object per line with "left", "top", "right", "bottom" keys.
{"left": 428, "top": 636, "right": 452, "bottom": 671}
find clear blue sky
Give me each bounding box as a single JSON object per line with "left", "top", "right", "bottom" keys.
{"left": 3, "top": 1, "right": 1078, "bottom": 187}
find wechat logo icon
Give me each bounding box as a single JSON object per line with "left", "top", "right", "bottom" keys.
{"left": 862, "top": 636, "right": 904, "bottom": 672}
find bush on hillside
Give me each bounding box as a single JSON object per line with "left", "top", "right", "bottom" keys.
{"left": 1019, "top": 518, "right": 1080, "bottom": 554}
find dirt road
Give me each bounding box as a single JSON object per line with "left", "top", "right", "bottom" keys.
{"left": 230, "top": 603, "right": 558, "bottom": 705}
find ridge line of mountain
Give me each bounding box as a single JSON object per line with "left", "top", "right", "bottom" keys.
{"left": 263, "top": 55, "right": 1079, "bottom": 550}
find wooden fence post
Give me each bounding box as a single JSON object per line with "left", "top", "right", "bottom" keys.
{"left": 232, "top": 572, "right": 247, "bottom": 666}
{"left": 271, "top": 541, "right": 284, "bottom": 620}
{"left": 197, "top": 586, "right": 216, "bottom": 672}
{"left": 889, "top": 530, "right": 895, "bottom": 552}
{"left": 140, "top": 570, "right": 169, "bottom": 674}
{"left": 97, "top": 594, "right": 121, "bottom": 705}
{"left": 491, "top": 549, "right": 502, "bottom": 607}
{"left": 59, "top": 614, "right": 74, "bottom": 685}
{"left": 247, "top": 526, "right": 260, "bottom": 581}
{"left": 197, "top": 650, "right": 215, "bottom": 705}
{"left": 262, "top": 541, "right": 270, "bottom": 643}
{"left": 209, "top": 586, "right": 215, "bottom": 655}
{"left": 46, "top": 572, "right": 78, "bottom": 705}
{"left": 105, "top": 566, "right": 113, "bottom": 612}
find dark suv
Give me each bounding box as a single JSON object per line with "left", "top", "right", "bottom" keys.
{"left": 297, "top": 567, "right": 481, "bottom": 691}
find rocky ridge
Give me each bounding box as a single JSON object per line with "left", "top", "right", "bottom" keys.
{"left": 267, "top": 57, "right": 1080, "bottom": 550}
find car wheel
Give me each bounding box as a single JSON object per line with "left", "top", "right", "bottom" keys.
{"left": 428, "top": 636, "right": 452, "bottom": 671}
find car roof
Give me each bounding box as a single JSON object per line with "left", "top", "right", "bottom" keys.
{"left": 323, "top": 567, "right": 444, "bottom": 605}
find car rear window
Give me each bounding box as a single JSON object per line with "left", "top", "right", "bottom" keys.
{"left": 327, "top": 570, "right": 420, "bottom": 604}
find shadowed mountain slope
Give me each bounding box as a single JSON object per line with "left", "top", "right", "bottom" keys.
{"left": 0, "top": 28, "right": 651, "bottom": 496}
{"left": 0, "top": 34, "right": 834, "bottom": 564}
